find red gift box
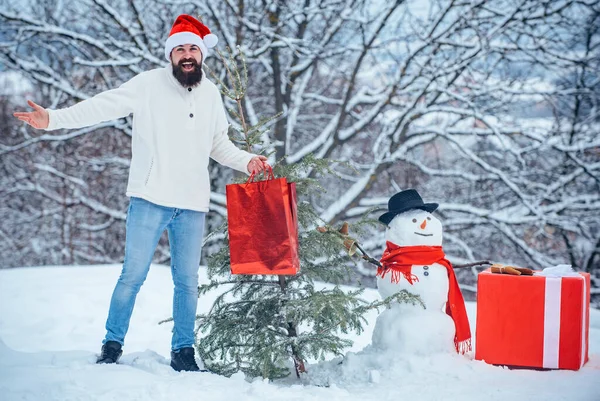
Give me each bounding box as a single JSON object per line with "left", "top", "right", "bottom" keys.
{"left": 475, "top": 269, "right": 590, "bottom": 370}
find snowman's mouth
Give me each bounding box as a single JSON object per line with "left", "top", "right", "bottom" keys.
{"left": 414, "top": 232, "right": 433, "bottom": 237}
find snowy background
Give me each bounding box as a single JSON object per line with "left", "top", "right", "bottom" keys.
{"left": 1, "top": 0, "right": 598, "bottom": 300}
{"left": 1, "top": 264, "right": 599, "bottom": 401}
{"left": 1, "top": 0, "right": 599, "bottom": 398}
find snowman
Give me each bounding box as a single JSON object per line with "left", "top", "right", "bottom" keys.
{"left": 371, "top": 189, "right": 471, "bottom": 355}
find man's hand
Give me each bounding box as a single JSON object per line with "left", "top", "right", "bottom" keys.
{"left": 13, "top": 100, "right": 49, "bottom": 129}
{"left": 247, "top": 155, "right": 270, "bottom": 174}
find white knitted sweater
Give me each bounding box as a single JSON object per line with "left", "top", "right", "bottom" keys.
{"left": 46, "top": 65, "right": 254, "bottom": 212}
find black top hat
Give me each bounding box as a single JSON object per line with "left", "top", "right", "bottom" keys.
{"left": 378, "top": 189, "right": 438, "bottom": 225}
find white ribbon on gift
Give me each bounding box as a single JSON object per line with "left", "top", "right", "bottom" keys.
{"left": 539, "top": 264, "right": 587, "bottom": 369}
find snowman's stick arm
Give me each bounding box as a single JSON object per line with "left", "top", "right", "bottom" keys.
{"left": 354, "top": 242, "right": 383, "bottom": 268}
{"left": 452, "top": 260, "right": 492, "bottom": 269}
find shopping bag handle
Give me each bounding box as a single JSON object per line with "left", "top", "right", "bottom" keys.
{"left": 247, "top": 165, "right": 275, "bottom": 184}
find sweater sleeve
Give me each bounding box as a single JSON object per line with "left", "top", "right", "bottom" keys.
{"left": 209, "top": 92, "right": 255, "bottom": 174}
{"left": 45, "top": 74, "right": 142, "bottom": 131}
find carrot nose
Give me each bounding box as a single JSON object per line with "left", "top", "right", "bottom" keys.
{"left": 420, "top": 220, "right": 427, "bottom": 229}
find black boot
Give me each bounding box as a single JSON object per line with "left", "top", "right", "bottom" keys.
{"left": 97, "top": 341, "right": 123, "bottom": 364}
{"left": 170, "top": 347, "right": 201, "bottom": 372}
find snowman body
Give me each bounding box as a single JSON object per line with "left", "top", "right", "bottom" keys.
{"left": 373, "top": 209, "right": 455, "bottom": 354}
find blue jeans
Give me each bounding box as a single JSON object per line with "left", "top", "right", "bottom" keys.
{"left": 103, "top": 197, "right": 206, "bottom": 350}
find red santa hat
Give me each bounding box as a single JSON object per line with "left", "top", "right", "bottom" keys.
{"left": 164, "top": 14, "right": 218, "bottom": 60}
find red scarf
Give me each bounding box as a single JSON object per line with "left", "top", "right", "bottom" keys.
{"left": 378, "top": 242, "right": 472, "bottom": 354}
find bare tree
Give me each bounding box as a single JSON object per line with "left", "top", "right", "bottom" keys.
{"left": 1, "top": 0, "right": 598, "bottom": 302}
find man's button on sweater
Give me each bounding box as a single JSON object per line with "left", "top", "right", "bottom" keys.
{"left": 188, "top": 87, "right": 192, "bottom": 92}
{"left": 189, "top": 113, "right": 194, "bottom": 118}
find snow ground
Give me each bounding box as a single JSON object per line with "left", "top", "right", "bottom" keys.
{"left": 0, "top": 264, "right": 599, "bottom": 401}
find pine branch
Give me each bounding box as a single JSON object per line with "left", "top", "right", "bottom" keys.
{"left": 362, "top": 290, "right": 425, "bottom": 312}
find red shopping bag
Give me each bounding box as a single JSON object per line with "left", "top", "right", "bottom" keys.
{"left": 226, "top": 168, "right": 300, "bottom": 275}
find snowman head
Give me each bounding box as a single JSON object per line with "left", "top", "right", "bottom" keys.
{"left": 378, "top": 190, "right": 442, "bottom": 247}
{"left": 386, "top": 209, "right": 443, "bottom": 246}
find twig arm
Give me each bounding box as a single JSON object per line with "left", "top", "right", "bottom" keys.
{"left": 354, "top": 242, "right": 382, "bottom": 268}
{"left": 452, "top": 261, "right": 492, "bottom": 269}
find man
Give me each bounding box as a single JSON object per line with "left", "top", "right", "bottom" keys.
{"left": 13, "top": 14, "right": 269, "bottom": 372}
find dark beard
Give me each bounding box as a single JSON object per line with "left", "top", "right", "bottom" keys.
{"left": 172, "top": 58, "right": 203, "bottom": 87}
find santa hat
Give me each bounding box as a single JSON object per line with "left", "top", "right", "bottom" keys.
{"left": 164, "top": 14, "right": 218, "bottom": 60}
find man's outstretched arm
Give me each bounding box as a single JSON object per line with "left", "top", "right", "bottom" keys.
{"left": 12, "top": 76, "right": 141, "bottom": 131}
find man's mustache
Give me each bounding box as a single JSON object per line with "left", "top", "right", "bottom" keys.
{"left": 178, "top": 58, "right": 198, "bottom": 67}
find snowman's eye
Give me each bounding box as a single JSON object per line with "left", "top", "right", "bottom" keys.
{"left": 412, "top": 218, "right": 417, "bottom": 223}
{"left": 427, "top": 217, "right": 431, "bottom": 221}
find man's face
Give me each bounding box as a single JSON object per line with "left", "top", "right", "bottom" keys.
{"left": 171, "top": 44, "right": 203, "bottom": 87}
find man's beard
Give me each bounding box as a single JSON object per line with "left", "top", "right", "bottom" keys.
{"left": 172, "top": 58, "right": 203, "bottom": 87}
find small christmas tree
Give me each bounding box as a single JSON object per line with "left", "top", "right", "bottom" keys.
{"left": 195, "top": 47, "right": 422, "bottom": 380}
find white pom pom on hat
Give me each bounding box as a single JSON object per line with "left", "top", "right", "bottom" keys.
{"left": 164, "top": 14, "right": 219, "bottom": 60}
{"left": 202, "top": 33, "right": 218, "bottom": 49}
